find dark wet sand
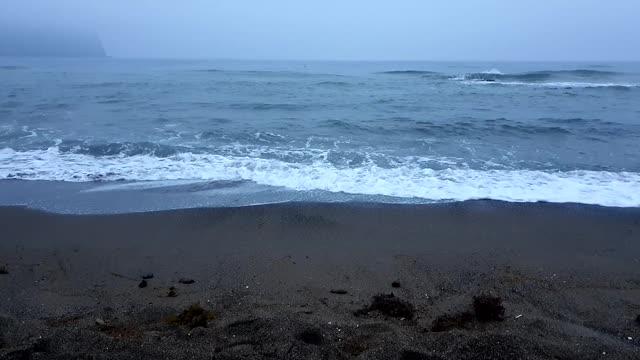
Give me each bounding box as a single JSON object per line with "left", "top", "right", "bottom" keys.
{"left": 1, "top": 201, "right": 640, "bottom": 359}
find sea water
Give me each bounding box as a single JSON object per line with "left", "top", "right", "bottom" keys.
{"left": 1, "top": 58, "right": 639, "bottom": 212}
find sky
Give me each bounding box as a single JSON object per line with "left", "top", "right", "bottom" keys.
{"left": 1, "top": 0, "right": 639, "bottom": 61}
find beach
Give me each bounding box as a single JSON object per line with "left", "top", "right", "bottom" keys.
{"left": 2, "top": 5, "right": 640, "bottom": 360}
{"left": 1, "top": 201, "right": 639, "bottom": 359}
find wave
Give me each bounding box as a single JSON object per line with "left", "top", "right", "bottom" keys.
{"left": 378, "top": 70, "right": 449, "bottom": 79}
{"left": 1, "top": 147, "right": 639, "bottom": 207}
{"left": 1, "top": 100, "right": 21, "bottom": 109}
{"left": 0, "top": 126, "right": 39, "bottom": 141}
{"left": 455, "top": 69, "right": 623, "bottom": 83}
{"left": 460, "top": 80, "right": 638, "bottom": 89}
{"left": 70, "top": 81, "right": 146, "bottom": 89}
{"left": 34, "top": 102, "right": 72, "bottom": 110}
{"left": 0, "top": 65, "right": 27, "bottom": 70}
{"left": 194, "top": 69, "right": 344, "bottom": 78}
{"left": 229, "top": 102, "right": 307, "bottom": 111}
{"left": 194, "top": 69, "right": 222, "bottom": 73}
{"left": 411, "top": 118, "right": 630, "bottom": 138}
{"left": 412, "top": 121, "right": 573, "bottom": 137}
{"left": 97, "top": 98, "right": 127, "bottom": 104}
{"left": 511, "top": 82, "right": 636, "bottom": 89}
{"left": 315, "top": 81, "right": 351, "bottom": 86}
{"left": 55, "top": 141, "right": 186, "bottom": 157}
{"left": 321, "top": 119, "right": 376, "bottom": 134}
{"left": 537, "top": 117, "right": 617, "bottom": 126}
{"left": 379, "top": 70, "right": 440, "bottom": 75}
{"left": 253, "top": 132, "right": 286, "bottom": 143}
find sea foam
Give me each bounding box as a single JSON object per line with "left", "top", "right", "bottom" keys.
{"left": 1, "top": 147, "right": 639, "bottom": 207}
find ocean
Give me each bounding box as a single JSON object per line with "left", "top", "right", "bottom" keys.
{"left": 1, "top": 58, "right": 639, "bottom": 213}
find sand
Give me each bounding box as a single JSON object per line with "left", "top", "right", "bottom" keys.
{"left": 1, "top": 201, "right": 640, "bottom": 359}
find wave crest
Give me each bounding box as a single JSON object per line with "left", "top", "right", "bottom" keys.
{"left": 456, "top": 69, "right": 623, "bottom": 83}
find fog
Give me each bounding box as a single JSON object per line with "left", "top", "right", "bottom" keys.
{"left": 2, "top": 0, "right": 639, "bottom": 60}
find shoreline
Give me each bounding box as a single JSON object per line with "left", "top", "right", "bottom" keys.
{"left": 1, "top": 176, "right": 639, "bottom": 214}
{"left": 1, "top": 201, "right": 640, "bottom": 359}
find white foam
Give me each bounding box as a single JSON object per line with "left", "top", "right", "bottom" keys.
{"left": 1, "top": 147, "right": 639, "bottom": 207}
{"left": 83, "top": 179, "right": 206, "bottom": 192}
{"left": 482, "top": 68, "right": 504, "bottom": 75}
{"left": 461, "top": 80, "right": 639, "bottom": 88}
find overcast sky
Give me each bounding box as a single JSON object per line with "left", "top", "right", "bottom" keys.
{"left": 2, "top": 0, "right": 639, "bottom": 61}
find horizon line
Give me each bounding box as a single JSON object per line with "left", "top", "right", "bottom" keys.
{"left": 104, "top": 56, "right": 640, "bottom": 63}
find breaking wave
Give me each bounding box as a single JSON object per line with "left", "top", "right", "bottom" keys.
{"left": 457, "top": 69, "right": 621, "bottom": 82}
{"left": 452, "top": 69, "right": 637, "bottom": 88}
{"left": 1, "top": 147, "right": 639, "bottom": 207}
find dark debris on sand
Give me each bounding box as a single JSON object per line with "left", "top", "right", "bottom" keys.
{"left": 167, "top": 303, "right": 214, "bottom": 328}
{"left": 167, "top": 287, "right": 177, "bottom": 297}
{"left": 330, "top": 289, "right": 348, "bottom": 295}
{"left": 473, "top": 294, "right": 505, "bottom": 322}
{"left": 0, "top": 265, "right": 8, "bottom": 274}
{"left": 296, "top": 328, "right": 324, "bottom": 345}
{"left": 354, "top": 293, "right": 415, "bottom": 319}
{"left": 431, "top": 295, "right": 505, "bottom": 332}
{"left": 391, "top": 281, "right": 401, "bottom": 288}
{"left": 179, "top": 278, "right": 195, "bottom": 285}
{"left": 138, "top": 280, "right": 148, "bottom": 288}
{"left": 431, "top": 294, "right": 505, "bottom": 332}
{"left": 142, "top": 273, "right": 154, "bottom": 280}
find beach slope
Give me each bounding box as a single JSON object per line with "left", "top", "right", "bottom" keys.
{"left": 1, "top": 201, "right": 639, "bottom": 359}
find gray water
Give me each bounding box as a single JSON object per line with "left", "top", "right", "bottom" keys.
{"left": 1, "top": 58, "right": 640, "bottom": 211}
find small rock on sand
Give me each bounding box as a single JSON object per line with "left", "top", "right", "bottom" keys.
{"left": 391, "top": 281, "right": 401, "bottom": 288}
{"left": 142, "top": 273, "right": 154, "bottom": 280}
{"left": 139, "top": 280, "right": 148, "bottom": 288}
{"left": 95, "top": 318, "right": 110, "bottom": 331}
{"left": 179, "top": 278, "right": 195, "bottom": 285}
{"left": 330, "top": 289, "right": 348, "bottom": 295}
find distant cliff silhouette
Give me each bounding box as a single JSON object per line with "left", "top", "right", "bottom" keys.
{"left": 0, "top": 25, "right": 106, "bottom": 57}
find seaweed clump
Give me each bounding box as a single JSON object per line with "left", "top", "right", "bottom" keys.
{"left": 473, "top": 294, "right": 505, "bottom": 322}
{"left": 168, "top": 303, "right": 214, "bottom": 328}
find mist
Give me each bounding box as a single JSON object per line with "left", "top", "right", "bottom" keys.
{"left": 1, "top": 0, "right": 639, "bottom": 61}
